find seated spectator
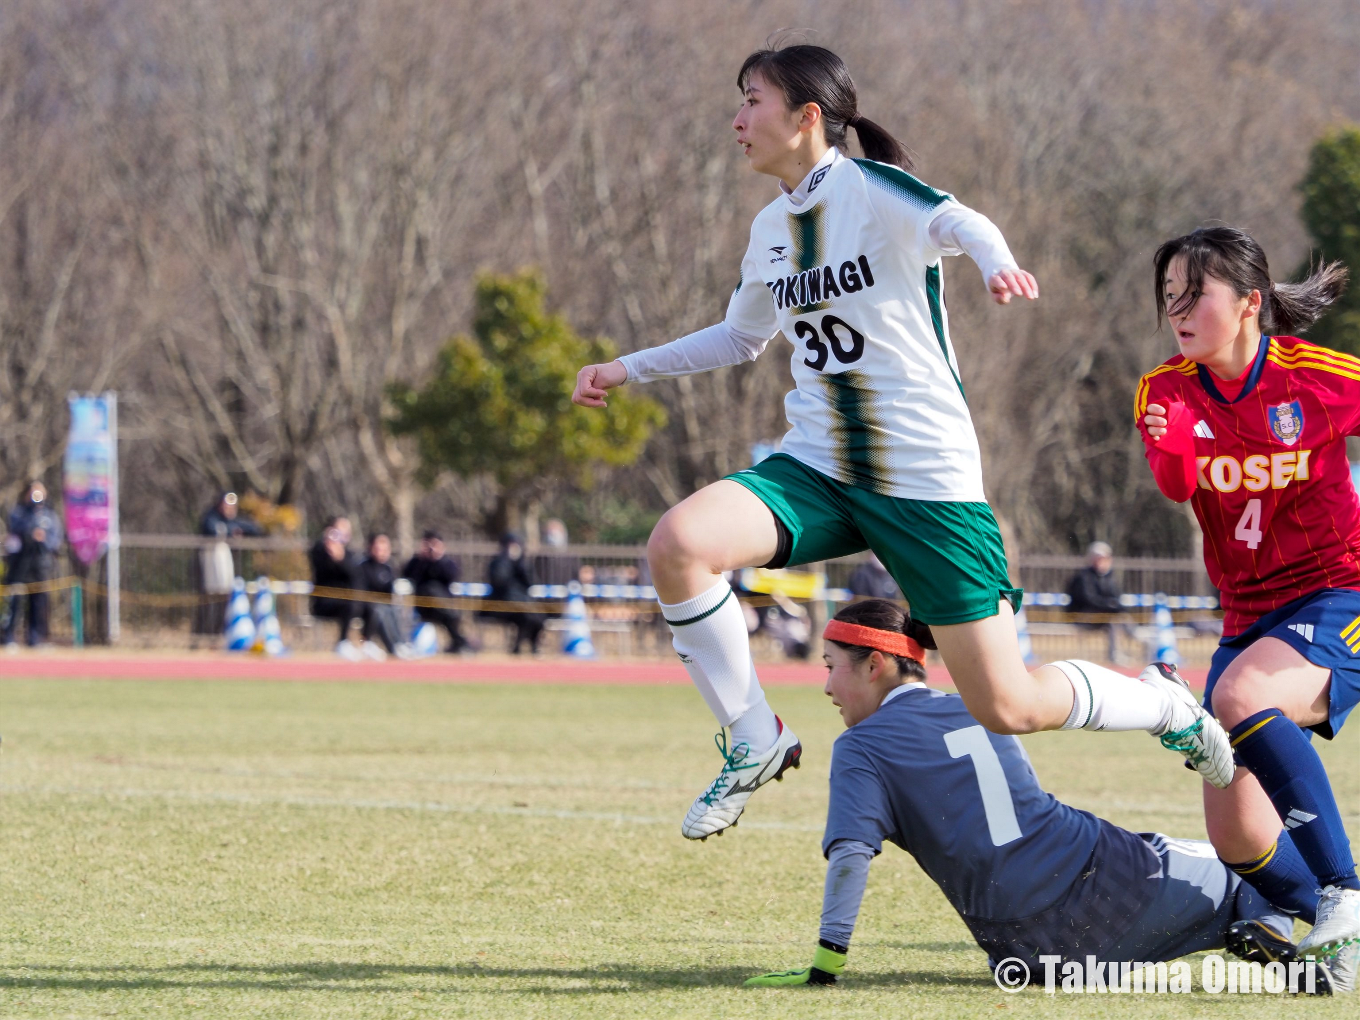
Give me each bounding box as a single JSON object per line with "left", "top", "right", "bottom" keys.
{"left": 543, "top": 518, "right": 569, "bottom": 548}
{"left": 483, "top": 532, "right": 544, "bottom": 655}
{"left": 1066, "top": 541, "right": 1123, "bottom": 614}
{"left": 1065, "top": 541, "right": 1129, "bottom": 663}
{"left": 309, "top": 516, "right": 380, "bottom": 661}
{"left": 402, "top": 530, "right": 469, "bottom": 653}
{"left": 847, "top": 552, "right": 900, "bottom": 601}
{"left": 358, "top": 532, "right": 415, "bottom": 657}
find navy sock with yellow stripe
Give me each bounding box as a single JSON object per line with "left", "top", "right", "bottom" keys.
{"left": 1224, "top": 830, "right": 1320, "bottom": 924}
{"left": 1230, "top": 709, "right": 1360, "bottom": 891}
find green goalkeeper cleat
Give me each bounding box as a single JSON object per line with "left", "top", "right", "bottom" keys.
{"left": 744, "top": 967, "right": 835, "bottom": 987}
{"left": 744, "top": 944, "right": 846, "bottom": 987}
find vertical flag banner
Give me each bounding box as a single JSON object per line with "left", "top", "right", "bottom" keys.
{"left": 64, "top": 394, "right": 114, "bottom": 565}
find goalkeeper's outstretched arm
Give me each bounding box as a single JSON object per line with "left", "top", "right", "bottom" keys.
{"left": 744, "top": 840, "right": 874, "bottom": 987}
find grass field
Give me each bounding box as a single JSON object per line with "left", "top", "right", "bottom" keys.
{"left": 0, "top": 675, "right": 1356, "bottom": 1018}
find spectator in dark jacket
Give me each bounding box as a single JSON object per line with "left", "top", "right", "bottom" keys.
{"left": 1065, "top": 542, "right": 1123, "bottom": 613}
{"left": 1065, "top": 541, "right": 1128, "bottom": 663}
{"left": 309, "top": 516, "right": 375, "bottom": 660}
{"left": 194, "top": 492, "right": 263, "bottom": 639}
{"left": 3, "top": 482, "right": 62, "bottom": 647}
{"left": 402, "top": 530, "right": 468, "bottom": 653}
{"left": 847, "top": 553, "right": 900, "bottom": 601}
{"left": 199, "top": 491, "right": 264, "bottom": 539}
{"left": 358, "top": 532, "right": 413, "bottom": 656}
{"left": 484, "top": 532, "right": 543, "bottom": 655}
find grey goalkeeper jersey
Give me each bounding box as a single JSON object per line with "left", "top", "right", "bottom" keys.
{"left": 824, "top": 684, "right": 1101, "bottom": 921}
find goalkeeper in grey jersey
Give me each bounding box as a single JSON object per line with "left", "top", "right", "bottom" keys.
{"left": 745, "top": 599, "right": 1333, "bottom": 991}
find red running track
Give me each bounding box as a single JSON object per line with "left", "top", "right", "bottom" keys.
{"left": 0, "top": 652, "right": 1209, "bottom": 689}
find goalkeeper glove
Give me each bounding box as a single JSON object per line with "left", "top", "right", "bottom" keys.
{"left": 744, "top": 941, "right": 847, "bottom": 987}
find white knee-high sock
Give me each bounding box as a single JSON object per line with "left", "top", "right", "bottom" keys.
{"left": 661, "top": 579, "right": 780, "bottom": 752}
{"left": 1052, "top": 660, "right": 1175, "bottom": 733}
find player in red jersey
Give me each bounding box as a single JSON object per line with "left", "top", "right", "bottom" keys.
{"left": 1137, "top": 226, "right": 1358, "bottom": 986}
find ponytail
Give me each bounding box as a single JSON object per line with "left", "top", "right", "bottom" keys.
{"left": 1268, "top": 262, "right": 1349, "bottom": 335}
{"left": 1155, "top": 226, "right": 1349, "bottom": 336}
{"left": 849, "top": 114, "right": 912, "bottom": 171}
{"left": 739, "top": 45, "right": 914, "bottom": 171}
{"left": 826, "top": 597, "right": 933, "bottom": 681}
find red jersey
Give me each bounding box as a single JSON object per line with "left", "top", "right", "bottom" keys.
{"left": 1134, "top": 336, "right": 1360, "bottom": 636}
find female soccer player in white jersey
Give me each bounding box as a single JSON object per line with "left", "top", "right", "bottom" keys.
{"left": 573, "top": 44, "right": 1232, "bottom": 839}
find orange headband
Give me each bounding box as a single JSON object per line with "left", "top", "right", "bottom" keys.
{"left": 823, "top": 620, "right": 926, "bottom": 664}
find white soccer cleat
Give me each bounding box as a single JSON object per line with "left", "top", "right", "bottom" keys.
{"left": 1325, "top": 941, "right": 1357, "bottom": 994}
{"left": 681, "top": 717, "right": 801, "bottom": 841}
{"left": 1299, "top": 886, "right": 1360, "bottom": 971}
{"left": 1139, "top": 661, "right": 1235, "bottom": 789}
{"left": 360, "top": 641, "right": 387, "bottom": 662}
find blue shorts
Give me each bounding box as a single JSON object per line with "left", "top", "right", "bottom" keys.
{"left": 1204, "top": 588, "right": 1360, "bottom": 740}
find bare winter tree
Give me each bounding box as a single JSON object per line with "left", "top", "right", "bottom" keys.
{"left": 7, "top": 0, "right": 1360, "bottom": 553}
{"left": 141, "top": 0, "right": 504, "bottom": 551}
{"left": 0, "top": 0, "right": 149, "bottom": 507}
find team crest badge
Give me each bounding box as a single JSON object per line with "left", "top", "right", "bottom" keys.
{"left": 1268, "top": 400, "right": 1303, "bottom": 446}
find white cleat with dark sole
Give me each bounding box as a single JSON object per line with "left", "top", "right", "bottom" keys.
{"left": 682, "top": 717, "right": 801, "bottom": 841}
{"left": 1139, "top": 661, "right": 1235, "bottom": 789}
{"left": 1325, "top": 941, "right": 1357, "bottom": 994}
{"left": 1299, "top": 886, "right": 1360, "bottom": 977}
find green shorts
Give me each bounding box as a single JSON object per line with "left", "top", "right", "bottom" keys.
{"left": 726, "top": 453, "right": 1021, "bottom": 626}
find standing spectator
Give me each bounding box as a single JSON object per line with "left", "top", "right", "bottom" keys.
{"left": 402, "top": 530, "right": 469, "bottom": 653}
{"left": 193, "top": 491, "right": 264, "bottom": 640}
{"left": 309, "top": 516, "right": 379, "bottom": 661}
{"left": 484, "top": 532, "right": 544, "bottom": 655}
{"left": 1065, "top": 541, "right": 1128, "bottom": 662}
{"left": 3, "top": 482, "right": 62, "bottom": 647}
{"left": 847, "top": 552, "right": 901, "bottom": 600}
{"left": 199, "top": 491, "right": 264, "bottom": 539}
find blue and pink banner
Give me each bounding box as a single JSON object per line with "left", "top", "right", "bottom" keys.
{"left": 64, "top": 394, "right": 115, "bottom": 565}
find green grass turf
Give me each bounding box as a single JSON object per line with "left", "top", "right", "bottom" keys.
{"left": 0, "top": 678, "right": 1356, "bottom": 1018}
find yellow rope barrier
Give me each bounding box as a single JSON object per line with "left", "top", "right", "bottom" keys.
{"left": 0, "top": 576, "right": 82, "bottom": 596}
{"left": 53, "top": 579, "right": 1221, "bottom": 624}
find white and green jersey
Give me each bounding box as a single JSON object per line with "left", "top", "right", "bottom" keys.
{"left": 621, "top": 146, "right": 1016, "bottom": 502}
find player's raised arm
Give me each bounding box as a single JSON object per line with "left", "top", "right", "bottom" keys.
{"left": 924, "top": 201, "right": 1038, "bottom": 305}
{"left": 571, "top": 360, "right": 627, "bottom": 408}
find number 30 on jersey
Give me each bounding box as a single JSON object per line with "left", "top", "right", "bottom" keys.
{"left": 796, "top": 315, "right": 865, "bottom": 372}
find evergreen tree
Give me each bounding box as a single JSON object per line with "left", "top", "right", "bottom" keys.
{"left": 1299, "top": 128, "right": 1360, "bottom": 355}
{"left": 390, "top": 271, "right": 665, "bottom": 534}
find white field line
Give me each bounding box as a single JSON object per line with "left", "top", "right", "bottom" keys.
{"left": 0, "top": 781, "right": 825, "bottom": 832}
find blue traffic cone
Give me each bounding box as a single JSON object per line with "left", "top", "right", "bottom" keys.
{"left": 410, "top": 621, "right": 440, "bottom": 658}
{"left": 1014, "top": 605, "right": 1038, "bottom": 666}
{"left": 1153, "top": 593, "right": 1179, "bottom": 666}
{"left": 250, "top": 576, "right": 287, "bottom": 657}
{"left": 560, "top": 582, "right": 595, "bottom": 658}
{"left": 224, "top": 577, "right": 255, "bottom": 651}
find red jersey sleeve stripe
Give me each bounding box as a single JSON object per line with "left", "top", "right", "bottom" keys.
{"left": 1135, "top": 361, "right": 1195, "bottom": 419}
{"left": 1272, "top": 339, "right": 1360, "bottom": 371}
{"left": 1267, "top": 355, "right": 1360, "bottom": 384}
